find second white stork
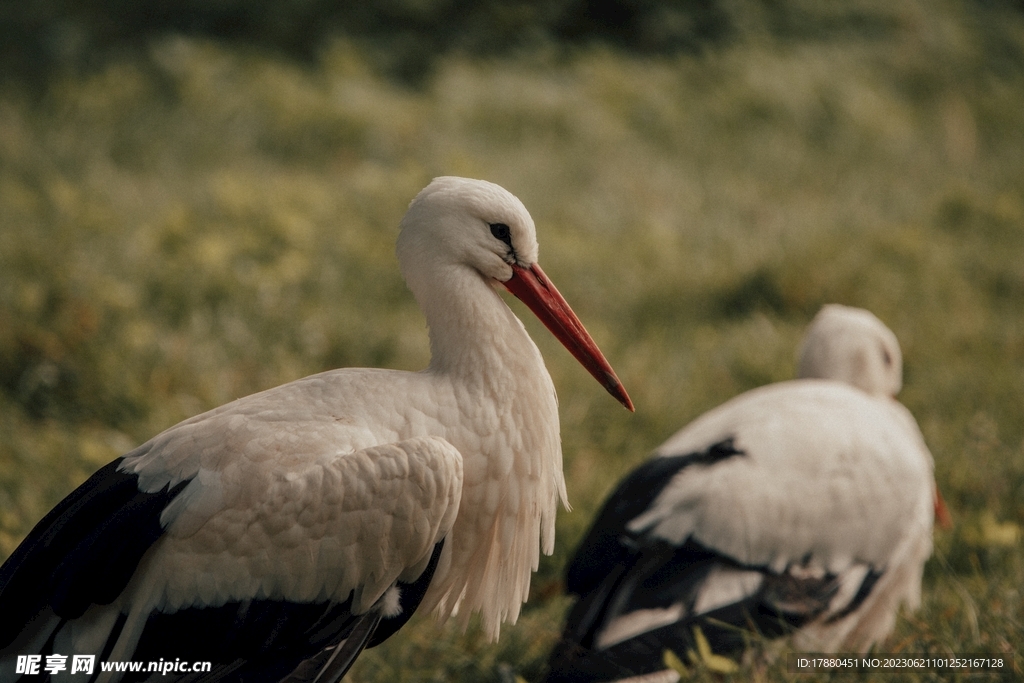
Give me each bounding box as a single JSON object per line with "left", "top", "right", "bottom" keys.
{"left": 545, "top": 304, "right": 943, "bottom": 683}
{"left": 0, "top": 176, "right": 633, "bottom": 683}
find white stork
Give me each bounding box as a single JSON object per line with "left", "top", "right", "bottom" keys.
{"left": 0, "top": 177, "right": 633, "bottom": 683}
{"left": 545, "top": 304, "right": 947, "bottom": 683}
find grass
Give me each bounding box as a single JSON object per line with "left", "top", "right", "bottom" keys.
{"left": 0, "top": 0, "right": 1022, "bottom": 680}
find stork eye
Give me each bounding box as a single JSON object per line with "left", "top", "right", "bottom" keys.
{"left": 490, "top": 223, "right": 512, "bottom": 246}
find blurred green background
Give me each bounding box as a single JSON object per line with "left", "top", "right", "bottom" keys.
{"left": 0, "top": 0, "right": 1021, "bottom": 680}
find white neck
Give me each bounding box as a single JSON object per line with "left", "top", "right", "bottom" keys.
{"left": 409, "top": 262, "right": 568, "bottom": 639}
{"left": 420, "top": 265, "right": 522, "bottom": 377}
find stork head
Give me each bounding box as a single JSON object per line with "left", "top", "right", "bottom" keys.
{"left": 797, "top": 303, "right": 903, "bottom": 398}
{"left": 397, "top": 176, "right": 633, "bottom": 411}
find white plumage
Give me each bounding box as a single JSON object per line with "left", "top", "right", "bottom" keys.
{"left": 546, "top": 304, "right": 942, "bottom": 683}
{"left": 0, "top": 177, "right": 631, "bottom": 683}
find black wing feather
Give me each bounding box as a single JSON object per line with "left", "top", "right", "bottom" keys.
{"left": 1, "top": 456, "right": 446, "bottom": 683}
{"left": 0, "top": 457, "right": 188, "bottom": 649}
{"left": 131, "top": 541, "right": 446, "bottom": 682}
{"left": 546, "top": 453, "right": 888, "bottom": 681}
{"left": 547, "top": 439, "right": 882, "bottom": 683}
{"left": 566, "top": 439, "right": 743, "bottom": 597}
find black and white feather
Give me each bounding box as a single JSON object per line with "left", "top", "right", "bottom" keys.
{"left": 0, "top": 419, "right": 455, "bottom": 683}
{"left": 546, "top": 305, "right": 938, "bottom": 683}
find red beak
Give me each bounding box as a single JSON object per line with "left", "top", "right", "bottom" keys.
{"left": 503, "top": 263, "right": 634, "bottom": 412}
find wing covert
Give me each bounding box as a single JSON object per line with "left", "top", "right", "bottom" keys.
{"left": 130, "top": 435, "right": 464, "bottom": 616}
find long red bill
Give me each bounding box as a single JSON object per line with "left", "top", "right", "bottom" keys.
{"left": 503, "top": 263, "right": 634, "bottom": 411}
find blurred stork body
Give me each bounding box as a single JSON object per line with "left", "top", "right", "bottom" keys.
{"left": 0, "top": 177, "right": 632, "bottom": 683}
{"left": 546, "top": 304, "right": 940, "bottom": 683}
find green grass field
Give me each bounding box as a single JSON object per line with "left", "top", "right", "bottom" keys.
{"left": 0, "top": 1, "right": 1021, "bottom": 680}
